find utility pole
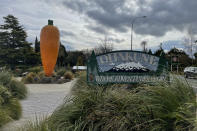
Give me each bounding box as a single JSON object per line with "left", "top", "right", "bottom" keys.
{"left": 131, "top": 16, "right": 146, "bottom": 50}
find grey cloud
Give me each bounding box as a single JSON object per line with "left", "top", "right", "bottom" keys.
{"left": 86, "top": 10, "right": 128, "bottom": 32}
{"left": 62, "top": 0, "right": 197, "bottom": 37}
{"left": 62, "top": 0, "right": 88, "bottom": 13}
{"left": 108, "top": 37, "right": 125, "bottom": 43}
{"left": 87, "top": 24, "right": 108, "bottom": 34}
{"left": 60, "top": 30, "right": 75, "bottom": 37}
{"left": 61, "top": 40, "right": 74, "bottom": 50}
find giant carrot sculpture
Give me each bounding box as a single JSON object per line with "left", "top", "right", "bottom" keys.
{"left": 40, "top": 20, "right": 60, "bottom": 76}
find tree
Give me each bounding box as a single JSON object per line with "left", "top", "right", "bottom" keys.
{"left": 76, "top": 56, "right": 84, "bottom": 66}
{"left": 154, "top": 49, "right": 165, "bottom": 57}
{"left": 194, "top": 52, "right": 197, "bottom": 60}
{"left": 140, "top": 41, "right": 147, "bottom": 52}
{"left": 57, "top": 43, "right": 68, "bottom": 67}
{"left": 154, "top": 43, "right": 165, "bottom": 57}
{"left": 35, "top": 36, "right": 40, "bottom": 53}
{"left": 183, "top": 26, "right": 197, "bottom": 64}
{"left": 0, "top": 15, "right": 40, "bottom": 69}
{"left": 166, "top": 48, "right": 191, "bottom": 71}
{"left": 148, "top": 49, "right": 153, "bottom": 55}
{"left": 94, "top": 36, "right": 113, "bottom": 55}
{"left": 65, "top": 51, "right": 86, "bottom": 67}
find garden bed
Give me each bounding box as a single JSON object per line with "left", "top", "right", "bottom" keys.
{"left": 19, "top": 72, "right": 197, "bottom": 131}
{"left": 22, "top": 70, "right": 74, "bottom": 84}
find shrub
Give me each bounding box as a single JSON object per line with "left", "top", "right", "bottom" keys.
{"left": 0, "top": 85, "right": 11, "bottom": 104}
{"left": 8, "top": 80, "right": 27, "bottom": 99}
{"left": 37, "top": 71, "right": 45, "bottom": 80}
{"left": 0, "top": 107, "right": 11, "bottom": 127}
{"left": 22, "top": 72, "right": 37, "bottom": 84}
{"left": 64, "top": 71, "right": 74, "bottom": 80}
{"left": 28, "top": 66, "right": 43, "bottom": 73}
{"left": 4, "top": 98, "right": 22, "bottom": 120}
{"left": 74, "top": 71, "right": 86, "bottom": 78}
{"left": 0, "top": 71, "right": 25, "bottom": 127}
{"left": 0, "top": 85, "right": 22, "bottom": 126}
{"left": 56, "top": 68, "right": 66, "bottom": 76}
{"left": 71, "top": 72, "right": 87, "bottom": 93}
{"left": 0, "top": 71, "right": 12, "bottom": 86}
{"left": 0, "top": 71, "right": 27, "bottom": 99}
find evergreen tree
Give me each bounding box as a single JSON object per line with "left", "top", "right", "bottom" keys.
{"left": 154, "top": 44, "right": 165, "bottom": 57}
{"left": 65, "top": 51, "right": 86, "bottom": 67}
{"left": 0, "top": 15, "right": 39, "bottom": 69}
{"left": 76, "top": 56, "right": 84, "bottom": 66}
{"left": 194, "top": 52, "right": 197, "bottom": 60}
{"left": 166, "top": 48, "right": 191, "bottom": 71}
{"left": 148, "top": 49, "right": 153, "bottom": 55}
{"left": 57, "top": 43, "right": 68, "bottom": 67}
{"left": 154, "top": 49, "right": 165, "bottom": 57}
{"left": 35, "top": 36, "right": 40, "bottom": 53}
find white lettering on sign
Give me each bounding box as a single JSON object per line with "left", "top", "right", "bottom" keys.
{"left": 95, "top": 75, "right": 166, "bottom": 83}
{"left": 96, "top": 52, "right": 160, "bottom": 72}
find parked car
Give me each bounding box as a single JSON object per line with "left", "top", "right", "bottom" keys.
{"left": 184, "top": 67, "right": 197, "bottom": 78}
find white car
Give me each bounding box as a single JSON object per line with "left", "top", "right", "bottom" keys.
{"left": 184, "top": 67, "right": 197, "bottom": 78}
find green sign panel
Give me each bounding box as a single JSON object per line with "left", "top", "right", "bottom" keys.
{"left": 87, "top": 50, "right": 168, "bottom": 84}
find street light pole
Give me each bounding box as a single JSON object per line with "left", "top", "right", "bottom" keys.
{"left": 131, "top": 16, "right": 146, "bottom": 50}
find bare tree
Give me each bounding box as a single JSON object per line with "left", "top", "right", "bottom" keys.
{"left": 183, "top": 26, "right": 197, "bottom": 64}
{"left": 140, "top": 40, "right": 147, "bottom": 52}
{"left": 94, "top": 36, "right": 113, "bottom": 55}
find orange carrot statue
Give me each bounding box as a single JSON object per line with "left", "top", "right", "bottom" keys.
{"left": 40, "top": 20, "right": 60, "bottom": 76}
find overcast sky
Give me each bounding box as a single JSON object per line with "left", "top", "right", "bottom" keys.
{"left": 1, "top": 0, "right": 197, "bottom": 51}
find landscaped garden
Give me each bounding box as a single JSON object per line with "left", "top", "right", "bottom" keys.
{"left": 1, "top": 9, "right": 197, "bottom": 131}
{"left": 17, "top": 72, "right": 197, "bottom": 131}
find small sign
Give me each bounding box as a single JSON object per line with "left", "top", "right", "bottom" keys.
{"left": 87, "top": 50, "right": 168, "bottom": 84}
{"left": 172, "top": 56, "right": 178, "bottom": 63}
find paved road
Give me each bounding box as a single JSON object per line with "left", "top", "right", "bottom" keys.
{"left": 2, "top": 79, "right": 76, "bottom": 131}
{"left": 171, "top": 75, "right": 197, "bottom": 92}
{"left": 186, "top": 78, "right": 197, "bottom": 93}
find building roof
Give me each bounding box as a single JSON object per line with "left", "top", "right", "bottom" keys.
{"left": 72, "top": 66, "right": 87, "bottom": 70}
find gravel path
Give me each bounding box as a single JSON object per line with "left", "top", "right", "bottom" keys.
{"left": 2, "top": 79, "right": 76, "bottom": 131}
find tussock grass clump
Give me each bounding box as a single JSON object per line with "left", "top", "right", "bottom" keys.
{"left": 0, "top": 85, "right": 11, "bottom": 104}
{"left": 0, "top": 70, "right": 26, "bottom": 127}
{"left": 0, "top": 107, "right": 11, "bottom": 127}
{"left": 56, "top": 68, "right": 66, "bottom": 76}
{"left": 0, "top": 71, "right": 12, "bottom": 85}
{"left": 49, "top": 75, "right": 196, "bottom": 131}
{"left": 64, "top": 71, "right": 74, "bottom": 80}
{"left": 0, "top": 85, "right": 22, "bottom": 126}
{"left": 22, "top": 72, "right": 37, "bottom": 84}
{"left": 8, "top": 79, "right": 27, "bottom": 99}
{"left": 17, "top": 116, "right": 50, "bottom": 131}
{"left": 37, "top": 71, "right": 45, "bottom": 80}
{"left": 4, "top": 98, "right": 22, "bottom": 120}
{"left": 0, "top": 70, "right": 27, "bottom": 99}
{"left": 74, "top": 71, "right": 86, "bottom": 78}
